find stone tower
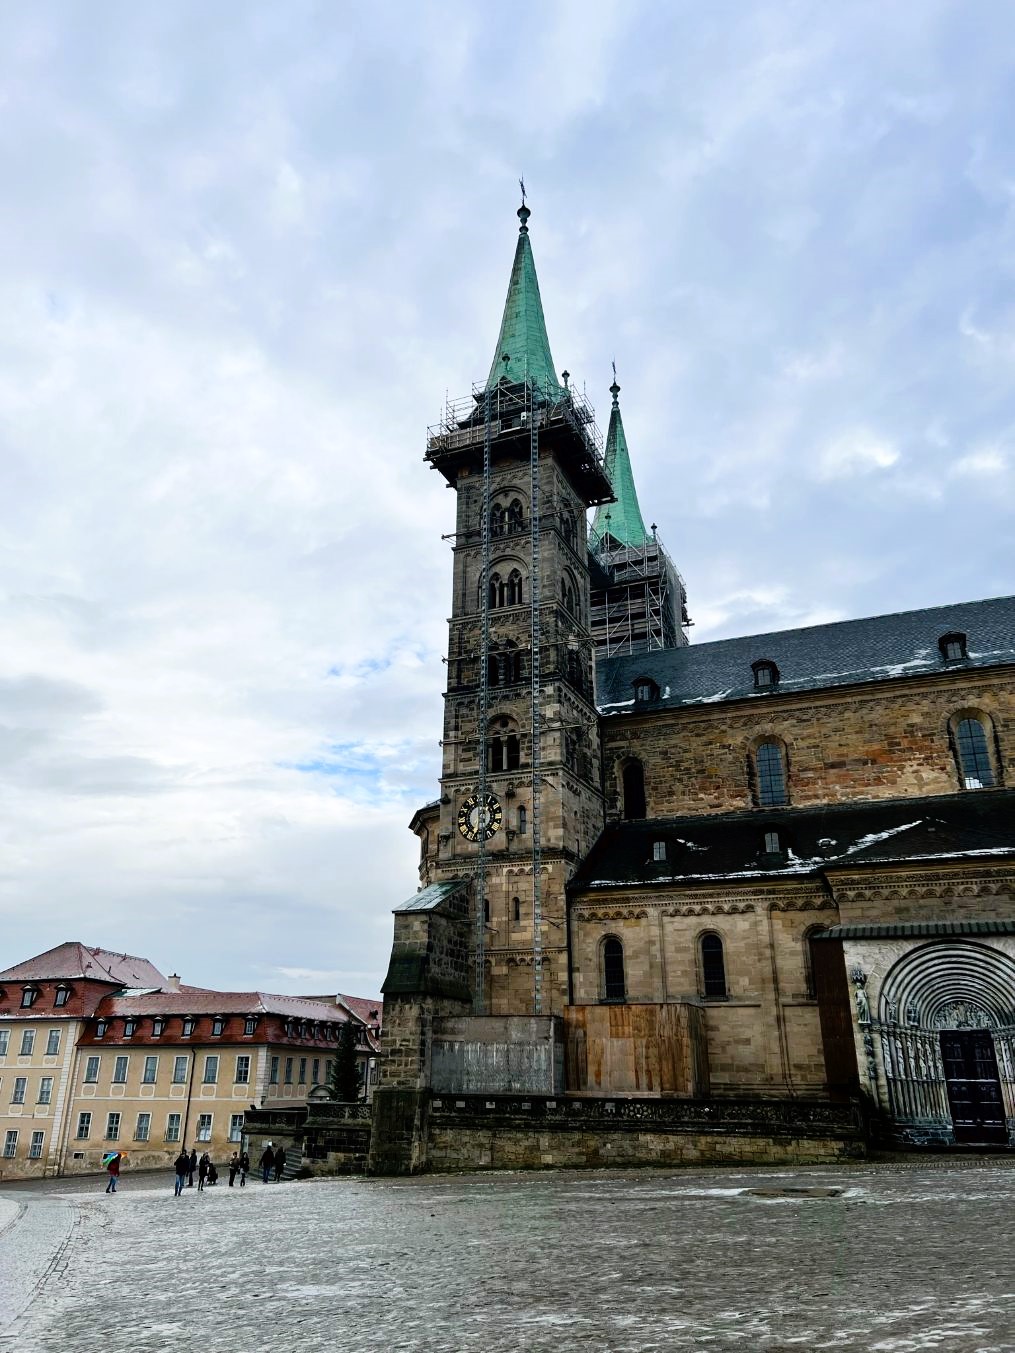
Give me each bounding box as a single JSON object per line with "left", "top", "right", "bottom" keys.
{"left": 588, "top": 375, "right": 689, "bottom": 657}
{"left": 416, "top": 202, "right": 613, "bottom": 1017}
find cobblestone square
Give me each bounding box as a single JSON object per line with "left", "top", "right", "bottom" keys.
{"left": 1, "top": 1163, "right": 1014, "bottom": 1352}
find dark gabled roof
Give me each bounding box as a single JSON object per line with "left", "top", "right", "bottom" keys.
{"left": 595, "top": 595, "right": 1015, "bottom": 714}
{"left": 569, "top": 791, "right": 1015, "bottom": 891}
{"left": 0, "top": 942, "right": 167, "bottom": 987}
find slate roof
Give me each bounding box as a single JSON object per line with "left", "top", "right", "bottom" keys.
{"left": 596, "top": 595, "right": 1015, "bottom": 713}
{"left": 817, "top": 921, "right": 1015, "bottom": 939}
{"left": 569, "top": 790, "right": 1015, "bottom": 891}
{"left": 0, "top": 942, "right": 167, "bottom": 987}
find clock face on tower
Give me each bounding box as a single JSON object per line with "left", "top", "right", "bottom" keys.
{"left": 457, "top": 792, "right": 503, "bottom": 843}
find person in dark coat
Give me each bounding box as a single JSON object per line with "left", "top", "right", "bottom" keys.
{"left": 259, "top": 1143, "right": 274, "bottom": 1183}
{"left": 188, "top": 1147, "right": 197, "bottom": 1188}
{"left": 239, "top": 1150, "right": 250, "bottom": 1187}
{"left": 207, "top": 1160, "right": 218, "bottom": 1186}
{"left": 173, "top": 1150, "right": 190, "bottom": 1197}
{"left": 198, "top": 1152, "right": 210, "bottom": 1191}
{"left": 104, "top": 1152, "right": 121, "bottom": 1193}
{"left": 228, "top": 1152, "right": 240, "bottom": 1187}
{"left": 273, "top": 1146, "right": 287, "bottom": 1182}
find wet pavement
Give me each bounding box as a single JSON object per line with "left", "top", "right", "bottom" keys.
{"left": 1, "top": 1162, "right": 1014, "bottom": 1351}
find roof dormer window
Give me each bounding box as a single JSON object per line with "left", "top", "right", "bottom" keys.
{"left": 939, "top": 632, "right": 967, "bottom": 662}
{"left": 652, "top": 840, "right": 667, "bottom": 862}
{"left": 96, "top": 1020, "right": 107, "bottom": 1038}
{"left": 182, "top": 1017, "right": 195, "bottom": 1038}
{"left": 20, "top": 987, "right": 38, "bottom": 1009}
{"left": 211, "top": 1017, "right": 225, "bottom": 1037}
{"left": 54, "top": 985, "right": 70, "bottom": 1007}
{"left": 752, "top": 660, "right": 779, "bottom": 689}
{"left": 763, "top": 830, "right": 781, "bottom": 855}
{"left": 152, "top": 1018, "right": 164, "bottom": 1037}
{"left": 124, "top": 1020, "right": 136, "bottom": 1038}
{"left": 634, "top": 677, "right": 659, "bottom": 703}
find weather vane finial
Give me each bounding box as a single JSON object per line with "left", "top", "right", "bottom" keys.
{"left": 519, "top": 176, "right": 526, "bottom": 206}
{"left": 609, "top": 358, "right": 620, "bottom": 405}
{"left": 517, "top": 177, "right": 530, "bottom": 233}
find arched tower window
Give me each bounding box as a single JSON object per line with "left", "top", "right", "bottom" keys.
{"left": 507, "top": 569, "right": 523, "bottom": 606}
{"left": 700, "top": 933, "right": 727, "bottom": 999}
{"left": 487, "top": 717, "right": 521, "bottom": 772}
{"left": 803, "top": 926, "right": 827, "bottom": 999}
{"left": 560, "top": 574, "right": 577, "bottom": 616}
{"left": 490, "top": 503, "right": 506, "bottom": 538}
{"left": 507, "top": 499, "right": 524, "bottom": 534}
{"left": 754, "top": 740, "right": 788, "bottom": 807}
{"left": 954, "top": 716, "right": 996, "bottom": 789}
{"left": 517, "top": 806, "right": 527, "bottom": 835}
{"left": 621, "top": 759, "right": 646, "bottom": 820}
{"left": 602, "top": 936, "right": 626, "bottom": 1002}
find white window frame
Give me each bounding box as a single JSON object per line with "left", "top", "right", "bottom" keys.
{"left": 76, "top": 1112, "right": 92, "bottom": 1139}
{"left": 172, "top": 1055, "right": 188, "bottom": 1084}
{"left": 142, "top": 1055, "right": 159, "bottom": 1084}
{"left": 84, "top": 1055, "right": 100, "bottom": 1083}
{"left": 105, "top": 1112, "right": 121, "bottom": 1141}
{"left": 45, "top": 1029, "right": 61, "bottom": 1056}
{"left": 135, "top": 1112, "right": 151, "bottom": 1142}
{"left": 202, "top": 1055, "right": 218, "bottom": 1085}
{"left": 196, "top": 1113, "right": 213, "bottom": 1143}
{"left": 38, "top": 1076, "right": 53, "bottom": 1105}
{"left": 12, "top": 1076, "right": 27, "bottom": 1104}
{"left": 3, "top": 1130, "right": 18, "bottom": 1158}
{"left": 0, "top": 1030, "right": 8, "bottom": 1056}
{"left": 229, "top": 1114, "right": 244, "bottom": 1142}
{"left": 20, "top": 1030, "right": 35, "bottom": 1056}
{"left": 29, "top": 1130, "right": 44, "bottom": 1159}
{"left": 112, "top": 1055, "right": 129, "bottom": 1084}
{"left": 234, "top": 1055, "right": 250, "bottom": 1085}
{"left": 165, "top": 1113, "right": 181, "bottom": 1143}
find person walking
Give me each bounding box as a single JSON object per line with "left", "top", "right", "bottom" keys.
{"left": 228, "top": 1152, "right": 240, "bottom": 1187}
{"left": 173, "top": 1149, "right": 190, "bottom": 1197}
{"left": 273, "top": 1146, "right": 287, "bottom": 1182}
{"left": 188, "top": 1147, "right": 198, "bottom": 1188}
{"left": 198, "top": 1152, "right": 210, "bottom": 1191}
{"left": 104, "top": 1152, "right": 121, "bottom": 1193}
{"left": 239, "top": 1150, "right": 249, "bottom": 1187}
{"left": 259, "top": 1143, "right": 274, "bottom": 1183}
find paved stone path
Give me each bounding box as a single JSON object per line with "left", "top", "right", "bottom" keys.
{"left": 1, "top": 1163, "right": 1014, "bottom": 1351}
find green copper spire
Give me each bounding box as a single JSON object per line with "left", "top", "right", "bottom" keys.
{"left": 590, "top": 374, "right": 650, "bottom": 549}
{"left": 486, "top": 201, "right": 562, "bottom": 394}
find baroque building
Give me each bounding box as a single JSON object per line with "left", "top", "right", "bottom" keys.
{"left": 374, "top": 202, "right": 1015, "bottom": 1171}
{"left": 0, "top": 942, "right": 381, "bottom": 1179}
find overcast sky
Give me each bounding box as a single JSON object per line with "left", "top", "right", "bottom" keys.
{"left": 2, "top": 1, "right": 1013, "bottom": 995}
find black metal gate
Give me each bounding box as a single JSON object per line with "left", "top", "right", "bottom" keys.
{"left": 940, "top": 1030, "right": 1008, "bottom": 1144}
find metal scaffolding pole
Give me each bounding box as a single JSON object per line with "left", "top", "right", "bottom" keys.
{"left": 474, "top": 383, "right": 493, "bottom": 1013}
{"left": 529, "top": 379, "right": 543, "bottom": 1015}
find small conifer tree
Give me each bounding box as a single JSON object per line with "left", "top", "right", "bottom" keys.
{"left": 329, "top": 1022, "right": 362, "bottom": 1102}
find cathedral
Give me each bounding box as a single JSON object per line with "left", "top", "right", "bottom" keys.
{"left": 372, "top": 202, "right": 1015, "bottom": 1172}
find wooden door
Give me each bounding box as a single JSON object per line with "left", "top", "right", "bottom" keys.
{"left": 940, "top": 1030, "right": 1008, "bottom": 1144}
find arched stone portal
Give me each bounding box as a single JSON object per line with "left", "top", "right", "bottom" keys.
{"left": 876, "top": 942, "right": 1015, "bottom": 1145}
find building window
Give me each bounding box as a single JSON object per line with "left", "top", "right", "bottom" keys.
{"left": 229, "top": 1114, "right": 244, "bottom": 1143}
{"left": 112, "top": 1056, "right": 128, "bottom": 1085}
{"left": 105, "top": 1113, "right": 121, "bottom": 1141}
{"left": 54, "top": 986, "right": 70, "bottom": 1007}
{"left": 700, "top": 933, "right": 727, "bottom": 999}
{"left": 513, "top": 896, "right": 522, "bottom": 925}
{"left": 11, "top": 1077, "right": 27, "bottom": 1104}
{"left": 196, "top": 1113, "right": 212, "bottom": 1143}
{"left": 622, "top": 760, "right": 646, "bottom": 820}
{"left": 939, "top": 632, "right": 967, "bottom": 661}
{"left": 20, "top": 987, "right": 37, "bottom": 1008}
{"left": 487, "top": 719, "right": 521, "bottom": 773}
{"left": 763, "top": 830, "right": 781, "bottom": 855}
{"left": 3, "top": 1130, "right": 18, "bottom": 1158}
{"left": 602, "top": 936, "right": 626, "bottom": 1002}
{"left": 20, "top": 1030, "right": 35, "bottom": 1056}
{"left": 234, "top": 1055, "right": 250, "bottom": 1085}
{"left": 96, "top": 1020, "right": 107, "bottom": 1038}
{"left": 561, "top": 575, "right": 577, "bottom": 615}
{"left": 489, "top": 569, "right": 524, "bottom": 609}
{"left": 165, "top": 1113, "right": 181, "bottom": 1143}
{"left": 203, "top": 1055, "right": 218, "bottom": 1085}
{"left": 244, "top": 1017, "right": 257, "bottom": 1036}
{"left": 211, "top": 1017, "right": 225, "bottom": 1037}
{"left": 312, "top": 1058, "right": 320, "bottom": 1084}
{"left": 754, "top": 741, "right": 788, "bottom": 807}
{"left": 123, "top": 1020, "right": 136, "bottom": 1038}
{"left": 517, "top": 805, "right": 527, "bottom": 836}
{"left": 142, "top": 1056, "right": 158, "bottom": 1084}
{"left": 38, "top": 1077, "right": 53, "bottom": 1105}
{"left": 152, "top": 1019, "right": 164, "bottom": 1037}
{"left": 955, "top": 717, "right": 995, "bottom": 789}
{"left": 269, "top": 1056, "right": 280, "bottom": 1085}
{"left": 76, "top": 1112, "right": 91, "bottom": 1140}
{"left": 284, "top": 1057, "right": 293, "bottom": 1084}
{"left": 752, "top": 660, "right": 779, "bottom": 689}
{"left": 135, "top": 1112, "right": 151, "bottom": 1142}
{"left": 181, "top": 1017, "right": 195, "bottom": 1038}
{"left": 172, "top": 1055, "right": 188, "bottom": 1084}
{"left": 84, "top": 1056, "right": 100, "bottom": 1083}
{"left": 298, "top": 1057, "right": 307, "bottom": 1084}
{"left": 29, "top": 1130, "right": 45, "bottom": 1160}
{"left": 0, "top": 1030, "right": 8, "bottom": 1056}
{"left": 634, "top": 678, "right": 659, "bottom": 703}
{"left": 652, "top": 840, "right": 667, "bottom": 862}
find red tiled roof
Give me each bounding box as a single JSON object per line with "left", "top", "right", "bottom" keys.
{"left": 99, "top": 989, "right": 354, "bottom": 1021}
{"left": 0, "top": 942, "right": 166, "bottom": 987}
{"left": 337, "top": 993, "right": 383, "bottom": 1027}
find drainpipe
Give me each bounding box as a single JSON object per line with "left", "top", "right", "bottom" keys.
{"left": 181, "top": 1047, "right": 200, "bottom": 1147}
